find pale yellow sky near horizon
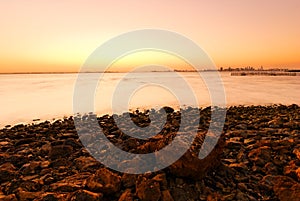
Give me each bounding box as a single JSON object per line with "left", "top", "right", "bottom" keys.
{"left": 0, "top": 0, "right": 299, "bottom": 73}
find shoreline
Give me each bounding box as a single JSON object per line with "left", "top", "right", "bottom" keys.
{"left": 0, "top": 105, "right": 299, "bottom": 200}
{"left": 1, "top": 103, "right": 297, "bottom": 130}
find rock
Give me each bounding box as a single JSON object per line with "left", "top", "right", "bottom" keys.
{"left": 248, "top": 146, "right": 272, "bottom": 166}
{"left": 69, "top": 190, "right": 103, "bottom": 201}
{"left": 283, "top": 161, "right": 299, "bottom": 181}
{"left": 0, "top": 162, "right": 16, "bottom": 183}
{"left": 226, "top": 139, "right": 242, "bottom": 149}
{"left": 16, "top": 188, "right": 41, "bottom": 201}
{"left": 167, "top": 134, "right": 225, "bottom": 179}
{"left": 228, "top": 162, "right": 248, "bottom": 172}
{"left": 40, "top": 193, "right": 59, "bottom": 201}
{"left": 40, "top": 160, "right": 50, "bottom": 168}
{"left": 152, "top": 173, "right": 168, "bottom": 190}
{"left": 170, "top": 184, "right": 199, "bottom": 201}
{"left": 235, "top": 189, "right": 249, "bottom": 200}
{"left": 161, "top": 190, "right": 174, "bottom": 201}
{"left": 293, "top": 148, "right": 300, "bottom": 160}
{"left": 40, "top": 143, "right": 52, "bottom": 155}
{"left": 50, "top": 158, "right": 72, "bottom": 168}
{"left": 236, "top": 124, "right": 247, "bottom": 130}
{"left": 121, "top": 174, "right": 137, "bottom": 188}
{"left": 49, "top": 173, "right": 90, "bottom": 192}
{"left": 273, "top": 176, "right": 300, "bottom": 201}
{"left": 86, "top": 168, "right": 121, "bottom": 194}
{"left": 118, "top": 189, "right": 133, "bottom": 201}
{"left": 237, "top": 183, "right": 248, "bottom": 191}
{"left": 0, "top": 194, "right": 18, "bottom": 201}
{"left": 49, "top": 145, "right": 73, "bottom": 160}
{"left": 163, "top": 106, "right": 174, "bottom": 114}
{"left": 136, "top": 176, "right": 161, "bottom": 201}
{"left": 74, "top": 156, "right": 101, "bottom": 172}
{"left": 50, "top": 182, "right": 81, "bottom": 192}
{"left": 264, "top": 162, "right": 278, "bottom": 175}
{"left": 20, "top": 161, "right": 41, "bottom": 175}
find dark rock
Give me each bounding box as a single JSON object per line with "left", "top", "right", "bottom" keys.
{"left": 49, "top": 145, "right": 73, "bottom": 160}
{"left": 235, "top": 189, "right": 249, "bottom": 200}
{"left": 0, "top": 162, "right": 17, "bottom": 183}
{"left": 161, "top": 190, "right": 174, "bottom": 201}
{"left": 40, "top": 193, "right": 59, "bottom": 201}
{"left": 264, "top": 162, "right": 278, "bottom": 175}
{"left": 50, "top": 158, "right": 72, "bottom": 168}
{"left": 168, "top": 134, "right": 225, "bottom": 179}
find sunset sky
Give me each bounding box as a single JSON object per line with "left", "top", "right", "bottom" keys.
{"left": 0, "top": 0, "right": 299, "bottom": 73}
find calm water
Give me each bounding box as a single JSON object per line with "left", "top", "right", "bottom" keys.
{"left": 0, "top": 72, "right": 299, "bottom": 128}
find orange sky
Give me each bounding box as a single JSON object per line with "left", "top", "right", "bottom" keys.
{"left": 0, "top": 0, "right": 299, "bottom": 73}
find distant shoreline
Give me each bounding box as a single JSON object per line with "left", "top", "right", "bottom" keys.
{"left": 1, "top": 69, "right": 300, "bottom": 75}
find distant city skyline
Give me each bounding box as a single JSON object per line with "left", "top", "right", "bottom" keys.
{"left": 0, "top": 0, "right": 300, "bottom": 73}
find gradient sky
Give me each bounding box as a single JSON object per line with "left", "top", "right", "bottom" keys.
{"left": 0, "top": 0, "right": 299, "bottom": 73}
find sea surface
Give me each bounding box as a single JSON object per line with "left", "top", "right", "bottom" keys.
{"left": 0, "top": 72, "right": 299, "bottom": 128}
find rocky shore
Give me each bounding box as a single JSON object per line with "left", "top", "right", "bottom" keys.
{"left": 0, "top": 105, "right": 299, "bottom": 201}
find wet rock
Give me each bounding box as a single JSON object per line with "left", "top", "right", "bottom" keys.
{"left": 86, "top": 168, "right": 121, "bottom": 194}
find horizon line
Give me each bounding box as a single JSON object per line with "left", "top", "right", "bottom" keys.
{"left": 0, "top": 67, "right": 299, "bottom": 75}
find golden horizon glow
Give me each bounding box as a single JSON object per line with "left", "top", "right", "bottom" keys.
{"left": 0, "top": 0, "right": 300, "bottom": 73}
{"left": 108, "top": 51, "right": 194, "bottom": 72}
